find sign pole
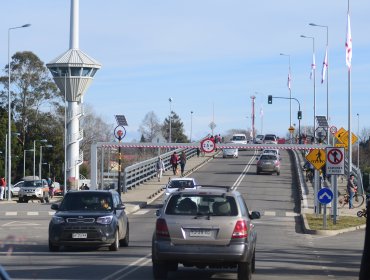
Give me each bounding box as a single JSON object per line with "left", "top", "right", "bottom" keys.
{"left": 323, "top": 203, "right": 327, "bottom": 230}
{"left": 333, "top": 175, "right": 338, "bottom": 224}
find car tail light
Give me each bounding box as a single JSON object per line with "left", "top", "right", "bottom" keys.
{"left": 232, "top": 220, "right": 248, "bottom": 239}
{"left": 156, "top": 218, "right": 170, "bottom": 238}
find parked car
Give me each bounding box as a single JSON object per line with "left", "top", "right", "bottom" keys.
{"left": 152, "top": 186, "right": 261, "bottom": 280}
{"left": 18, "top": 179, "right": 50, "bottom": 203}
{"left": 162, "top": 177, "right": 198, "bottom": 203}
{"left": 256, "top": 154, "right": 281, "bottom": 175}
{"left": 48, "top": 190, "right": 129, "bottom": 252}
{"left": 222, "top": 147, "right": 239, "bottom": 158}
{"left": 254, "top": 134, "right": 264, "bottom": 144}
{"left": 4, "top": 181, "right": 23, "bottom": 198}
{"left": 263, "top": 134, "right": 278, "bottom": 145}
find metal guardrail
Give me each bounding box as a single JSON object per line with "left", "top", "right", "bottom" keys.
{"left": 122, "top": 148, "right": 197, "bottom": 191}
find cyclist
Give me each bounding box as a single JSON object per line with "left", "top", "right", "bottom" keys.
{"left": 347, "top": 174, "right": 357, "bottom": 209}
{"left": 303, "top": 160, "right": 314, "bottom": 183}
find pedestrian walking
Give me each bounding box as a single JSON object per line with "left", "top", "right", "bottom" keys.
{"left": 0, "top": 177, "right": 6, "bottom": 200}
{"left": 196, "top": 148, "right": 200, "bottom": 157}
{"left": 179, "top": 151, "right": 187, "bottom": 177}
{"left": 170, "top": 152, "right": 179, "bottom": 175}
{"left": 156, "top": 156, "right": 165, "bottom": 181}
{"left": 347, "top": 174, "right": 357, "bottom": 209}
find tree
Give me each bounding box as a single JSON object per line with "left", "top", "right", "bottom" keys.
{"left": 138, "top": 111, "right": 161, "bottom": 142}
{"left": 162, "top": 111, "right": 188, "bottom": 143}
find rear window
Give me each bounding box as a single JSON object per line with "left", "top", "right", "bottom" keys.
{"left": 168, "top": 180, "right": 194, "bottom": 189}
{"left": 264, "top": 135, "right": 276, "bottom": 141}
{"left": 232, "top": 135, "right": 246, "bottom": 141}
{"left": 59, "top": 193, "right": 113, "bottom": 211}
{"left": 165, "top": 194, "right": 238, "bottom": 216}
{"left": 260, "top": 154, "right": 278, "bottom": 160}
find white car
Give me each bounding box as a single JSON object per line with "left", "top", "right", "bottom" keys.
{"left": 162, "top": 178, "right": 198, "bottom": 203}
{"left": 263, "top": 134, "right": 278, "bottom": 145}
{"left": 222, "top": 148, "right": 238, "bottom": 158}
{"left": 4, "top": 181, "right": 23, "bottom": 198}
{"left": 255, "top": 134, "right": 264, "bottom": 144}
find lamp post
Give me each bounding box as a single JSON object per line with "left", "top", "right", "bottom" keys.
{"left": 23, "top": 149, "right": 34, "bottom": 178}
{"left": 168, "top": 97, "right": 173, "bottom": 143}
{"left": 34, "top": 139, "right": 47, "bottom": 179}
{"left": 190, "top": 111, "right": 193, "bottom": 142}
{"left": 357, "top": 113, "right": 360, "bottom": 168}
{"left": 309, "top": 23, "right": 329, "bottom": 132}
{"left": 39, "top": 145, "right": 53, "bottom": 180}
{"left": 300, "top": 35, "right": 316, "bottom": 143}
{"left": 7, "top": 23, "right": 31, "bottom": 201}
{"left": 280, "top": 53, "right": 292, "bottom": 140}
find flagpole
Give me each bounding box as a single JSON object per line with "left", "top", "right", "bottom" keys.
{"left": 347, "top": 2, "right": 352, "bottom": 178}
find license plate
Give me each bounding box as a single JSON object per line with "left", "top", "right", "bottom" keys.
{"left": 189, "top": 229, "right": 212, "bottom": 237}
{"left": 72, "top": 233, "right": 87, "bottom": 239}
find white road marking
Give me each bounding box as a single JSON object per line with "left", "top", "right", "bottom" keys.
{"left": 2, "top": 221, "right": 40, "bottom": 227}
{"left": 5, "top": 212, "right": 17, "bottom": 216}
{"left": 133, "top": 210, "right": 150, "bottom": 215}
{"left": 27, "top": 212, "right": 39, "bottom": 216}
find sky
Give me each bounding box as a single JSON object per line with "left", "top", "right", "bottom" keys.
{"left": 1, "top": 0, "right": 369, "bottom": 143}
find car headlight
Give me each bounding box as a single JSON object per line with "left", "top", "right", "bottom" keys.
{"left": 52, "top": 216, "right": 65, "bottom": 224}
{"left": 96, "top": 216, "right": 113, "bottom": 225}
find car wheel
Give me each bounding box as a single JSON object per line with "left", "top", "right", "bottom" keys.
{"left": 119, "top": 223, "right": 129, "bottom": 247}
{"left": 40, "top": 198, "right": 45, "bottom": 203}
{"left": 109, "top": 230, "right": 120, "bottom": 251}
{"left": 18, "top": 197, "right": 23, "bottom": 203}
{"left": 153, "top": 261, "right": 168, "bottom": 280}
{"left": 49, "top": 240, "right": 59, "bottom": 252}
{"left": 277, "top": 171, "right": 280, "bottom": 176}
{"left": 238, "top": 261, "right": 252, "bottom": 280}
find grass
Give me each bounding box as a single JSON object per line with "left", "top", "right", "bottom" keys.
{"left": 305, "top": 213, "right": 366, "bottom": 230}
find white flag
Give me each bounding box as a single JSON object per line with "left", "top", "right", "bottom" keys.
{"left": 321, "top": 47, "right": 328, "bottom": 84}
{"left": 345, "top": 13, "right": 352, "bottom": 68}
{"left": 287, "top": 73, "right": 291, "bottom": 90}
{"left": 260, "top": 106, "right": 264, "bottom": 117}
{"left": 310, "top": 53, "right": 316, "bottom": 79}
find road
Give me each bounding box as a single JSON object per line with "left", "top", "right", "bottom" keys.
{"left": 0, "top": 149, "right": 365, "bottom": 279}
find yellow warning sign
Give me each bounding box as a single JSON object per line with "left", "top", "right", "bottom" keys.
{"left": 334, "top": 127, "right": 358, "bottom": 148}
{"left": 335, "top": 143, "right": 347, "bottom": 148}
{"left": 288, "top": 126, "right": 295, "bottom": 133}
{"left": 305, "top": 149, "right": 326, "bottom": 170}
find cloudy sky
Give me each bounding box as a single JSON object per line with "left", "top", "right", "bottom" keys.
{"left": 1, "top": 0, "right": 369, "bottom": 142}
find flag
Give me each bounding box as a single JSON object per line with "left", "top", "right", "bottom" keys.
{"left": 260, "top": 106, "right": 264, "bottom": 118}
{"left": 345, "top": 12, "right": 352, "bottom": 68}
{"left": 287, "top": 72, "right": 291, "bottom": 90}
{"left": 310, "top": 53, "right": 316, "bottom": 79}
{"left": 321, "top": 46, "right": 328, "bottom": 84}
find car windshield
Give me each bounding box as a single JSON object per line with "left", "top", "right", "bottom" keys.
{"left": 264, "top": 136, "right": 276, "bottom": 141}
{"left": 263, "top": 150, "right": 277, "bottom": 154}
{"left": 260, "top": 154, "right": 277, "bottom": 160}
{"left": 232, "top": 136, "right": 246, "bottom": 141}
{"left": 59, "top": 193, "right": 113, "bottom": 211}
{"left": 168, "top": 180, "right": 195, "bottom": 189}
{"left": 165, "top": 194, "right": 238, "bottom": 216}
{"left": 23, "top": 180, "right": 44, "bottom": 187}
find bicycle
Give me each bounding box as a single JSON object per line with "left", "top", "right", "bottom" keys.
{"left": 338, "top": 191, "right": 364, "bottom": 208}
{"left": 303, "top": 168, "right": 314, "bottom": 183}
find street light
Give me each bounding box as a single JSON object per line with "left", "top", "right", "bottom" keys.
{"left": 300, "top": 35, "right": 316, "bottom": 143}
{"left": 39, "top": 144, "right": 53, "bottom": 180}
{"left": 34, "top": 139, "right": 47, "bottom": 178}
{"left": 7, "top": 23, "right": 31, "bottom": 201}
{"left": 357, "top": 113, "right": 360, "bottom": 168}
{"left": 168, "top": 97, "right": 173, "bottom": 143}
{"left": 309, "top": 23, "right": 329, "bottom": 130}
{"left": 190, "top": 111, "right": 194, "bottom": 142}
{"left": 23, "top": 149, "right": 34, "bottom": 178}
{"left": 280, "top": 53, "right": 292, "bottom": 142}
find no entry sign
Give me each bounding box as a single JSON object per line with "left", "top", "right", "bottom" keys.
{"left": 326, "top": 147, "right": 345, "bottom": 175}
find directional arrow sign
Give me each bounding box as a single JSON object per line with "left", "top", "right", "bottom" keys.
{"left": 318, "top": 188, "right": 333, "bottom": 205}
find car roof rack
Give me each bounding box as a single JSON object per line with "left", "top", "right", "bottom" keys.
{"left": 197, "top": 185, "right": 232, "bottom": 192}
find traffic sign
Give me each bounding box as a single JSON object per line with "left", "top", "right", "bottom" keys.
{"left": 305, "top": 149, "right": 326, "bottom": 170}
{"left": 318, "top": 188, "right": 333, "bottom": 205}
{"left": 200, "top": 138, "right": 215, "bottom": 153}
{"left": 334, "top": 127, "right": 347, "bottom": 144}
{"left": 329, "top": 125, "right": 337, "bottom": 134}
{"left": 326, "top": 147, "right": 345, "bottom": 175}
{"left": 288, "top": 126, "right": 295, "bottom": 134}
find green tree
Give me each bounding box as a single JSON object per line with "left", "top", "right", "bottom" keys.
{"left": 162, "top": 111, "right": 188, "bottom": 143}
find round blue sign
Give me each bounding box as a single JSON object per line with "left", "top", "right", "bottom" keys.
{"left": 317, "top": 188, "right": 333, "bottom": 205}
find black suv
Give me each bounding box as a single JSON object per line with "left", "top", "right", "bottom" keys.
{"left": 48, "top": 190, "right": 129, "bottom": 251}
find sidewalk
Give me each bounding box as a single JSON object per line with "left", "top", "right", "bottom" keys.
{"left": 121, "top": 152, "right": 218, "bottom": 214}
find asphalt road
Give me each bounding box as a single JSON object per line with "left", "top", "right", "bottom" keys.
{"left": 0, "top": 149, "right": 365, "bottom": 280}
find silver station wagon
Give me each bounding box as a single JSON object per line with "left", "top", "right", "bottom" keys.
{"left": 152, "top": 186, "right": 260, "bottom": 280}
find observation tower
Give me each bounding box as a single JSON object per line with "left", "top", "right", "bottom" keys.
{"left": 47, "top": 0, "right": 101, "bottom": 187}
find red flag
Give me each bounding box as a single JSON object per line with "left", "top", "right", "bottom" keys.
{"left": 310, "top": 53, "right": 316, "bottom": 79}
{"left": 345, "top": 13, "right": 352, "bottom": 68}
{"left": 287, "top": 73, "right": 291, "bottom": 90}
{"left": 321, "top": 47, "right": 328, "bottom": 84}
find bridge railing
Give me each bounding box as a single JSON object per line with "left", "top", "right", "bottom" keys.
{"left": 122, "top": 148, "right": 197, "bottom": 191}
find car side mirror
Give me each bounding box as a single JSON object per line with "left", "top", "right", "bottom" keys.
{"left": 51, "top": 203, "right": 59, "bottom": 210}
{"left": 116, "top": 203, "right": 126, "bottom": 210}
{"left": 250, "top": 211, "right": 261, "bottom": 220}
{"left": 155, "top": 209, "right": 161, "bottom": 217}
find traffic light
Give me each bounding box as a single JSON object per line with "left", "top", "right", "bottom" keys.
{"left": 268, "top": 95, "right": 272, "bottom": 104}
{"left": 298, "top": 110, "right": 302, "bottom": 120}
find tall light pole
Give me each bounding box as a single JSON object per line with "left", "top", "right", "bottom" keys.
{"left": 7, "top": 23, "right": 31, "bottom": 201}
{"left": 301, "top": 35, "right": 316, "bottom": 143}
{"left": 190, "top": 111, "right": 194, "bottom": 142}
{"left": 357, "top": 113, "right": 360, "bottom": 168}
{"left": 250, "top": 95, "right": 256, "bottom": 141}
{"left": 39, "top": 145, "right": 53, "bottom": 180}
{"left": 34, "top": 139, "right": 47, "bottom": 179}
{"left": 168, "top": 97, "right": 173, "bottom": 143}
{"left": 280, "top": 53, "right": 292, "bottom": 138}
{"left": 23, "top": 149, "right": 34, "bottom": 178}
